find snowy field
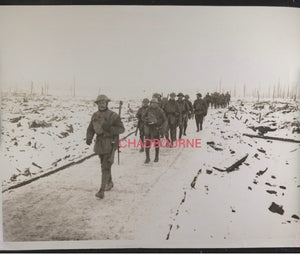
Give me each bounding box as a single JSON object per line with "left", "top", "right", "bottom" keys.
{"left": 1, "top": 94, "right": 300, "bottom": 246}
{"left": 1, "top": 94, "right": 138, "bottom": 190}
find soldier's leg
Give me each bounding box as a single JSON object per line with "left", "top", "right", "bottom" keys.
{"left": 105, "top": 166, "right": 113, "bottom": 191}
{"left": 154, "top": 134, "right": 160, "bottom": 162}
{"left": 179, "top": 124, "right": 182, "bottom": 139}
{"left": 139, "top": 127, "right": 144, "bottom": 152}
{"left": 96, "top": 154, "right": 111, "bottom": 199}
{"left": 183, "top": 117, "right": 188, "bottom": 135}
{"left": 199, "top": 115, "right": 204, "bottom": 130}
{"left": 144, "top": 135, "right": 151, "bottom": 163}
{"left": 195, "top": 115, "right": 200, "bottom": 131}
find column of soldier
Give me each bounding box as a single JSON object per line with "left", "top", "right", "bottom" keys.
{"left": 136, "top": 91, "right": 231, "bottom": 164}
{"left": 86, "top": 92, "right": 231, "bottom": 199}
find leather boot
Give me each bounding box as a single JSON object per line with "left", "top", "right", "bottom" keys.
{"left": 154, "top": 148, "right": 159, "bottom": 162}
{"left": 96, "top": 167, "right": 109, "bottom": 199}
{"left": 145, "top": 148, "right": 150, "bottom": 164}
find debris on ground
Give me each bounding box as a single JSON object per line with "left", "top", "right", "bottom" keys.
{"left": 268, "top": 202, "right": 284, "bottom": 215}
{"left": 213, "top": 154, "right": 248, "bottom": 173}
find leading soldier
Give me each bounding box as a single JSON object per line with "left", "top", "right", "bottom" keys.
{"left": 136, "top": 98, "right": 149, "bottom": 152}
{"left": 86, "top": 94, "right": 125, "bottom": 199}
{"left": 193, "top": 93, "right": 207, "bottom": 132}
{"left": 142, "top": 98, "right": 167, "bottom": 163}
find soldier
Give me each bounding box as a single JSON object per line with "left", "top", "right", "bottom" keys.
{"left": 152, "top": 93, "right": 162, "bottom": 107}
{"left": 86, "top": 94, "right": 125, "bottom": 199}
{"left": 142, "top": 98, "right": 167, "bottom": 163}
{"left": 160, "top": 97, "right": 170, "bottom": 140}
{"left": 177, "top": 93, "right": 190, "bottom": 138}
{"left": 183, "top": 94, "right": 193, "bottom": 136}
{"left": 193, "top": 93, "right": 207, "bottom": 132}
{"left": 204, "top": 92, "right": 211, "bottom": 109}
{"left": 164, "top": 92, "right": 180, "bottom": 145}
{"left": 136, "top": 98, "right": 149, "bottom": 152}
{"left": 225, "top": 91, "right": 231, "bottom": 107}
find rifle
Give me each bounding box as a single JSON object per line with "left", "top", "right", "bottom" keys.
{"left": 135, "top": 120, "right": 140, "bottom": 136}
{"left": 117, "top": 100, "right": 123, "bottom": 165}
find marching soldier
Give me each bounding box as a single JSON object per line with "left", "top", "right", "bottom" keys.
{"left": 193, "top": 93, "right": 207, "bottom": 132}
{"left": 152, "top": 93, "right": 162, "bottom": 107}
{"left": 142, "top": 98, "right": 167, "bottom": 163}
{"left": 86, "top": 94, "right": 125, "bottom": 199}
{"left": 183, "top": 94, "right": 194, "bottom": 136}
{"left": 204, "top": 93, "right": 211, "bottom": 109}
{"left": 160, "top": 96, "right": 170, "bottom": 140}
{"left": 136, "top": 98, "right": 150, "bottom": 152}
{"left": 177, "top": 93, "right": 190, "bottom": 138}
{"left": 225, "top": 91, "right": 231, "bottom": 107}
{"left": 164, "top": 92, "right": 180, "bottom": 145}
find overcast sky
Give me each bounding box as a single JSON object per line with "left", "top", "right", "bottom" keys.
{"left": 0, "top": 6, "right": 299, "bottom": 99}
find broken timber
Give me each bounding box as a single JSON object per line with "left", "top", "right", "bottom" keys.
{"left": 213, "top": 154, "right": 248, "bottom": 173}
{"left": 2, "top": 130, "right": 137, "bottom": 193}
{"left": 243, "top": 133, "right": 300, "bottom": 143}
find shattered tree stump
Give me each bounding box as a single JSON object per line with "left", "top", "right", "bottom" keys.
{"left": 213, "top": 154, "right": 249, "bottom": 173}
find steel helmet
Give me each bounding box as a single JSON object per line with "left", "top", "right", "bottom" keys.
{"left": 150, "top": 98, "right": 159, "bottom": 104}
{"left": 95, "top": 94, "right": 111, "bottom": 103}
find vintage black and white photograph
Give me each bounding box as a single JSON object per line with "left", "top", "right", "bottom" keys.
{"left": 0, "top": 5, "right": 299, "bottom": 250}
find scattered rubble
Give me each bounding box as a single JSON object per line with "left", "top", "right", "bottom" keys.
{"left": 28, "top": 120, "right": 51, "bottom": 128}
{"left": 268, "top": 202, "right": 284, "bottom": 215}
{"left": 256, "top": 168, "right": 268, "bottom": 176}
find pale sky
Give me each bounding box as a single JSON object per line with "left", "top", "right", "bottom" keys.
{"left": 0, "top": 6, "right": 299, "bottom": 99}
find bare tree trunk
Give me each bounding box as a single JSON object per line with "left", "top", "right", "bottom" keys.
{"left": 30, "top": 81, "right": 33, "bottom": 95}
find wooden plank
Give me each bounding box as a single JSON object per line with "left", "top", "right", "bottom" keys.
{"left": 2, "top": 131, "right": 137, "bottom": 193}
{"left": 213, "top": 154, "right": 248, "bottom": 173}
{"left": 243, "top": 133, "right": 300, "bottom": 143}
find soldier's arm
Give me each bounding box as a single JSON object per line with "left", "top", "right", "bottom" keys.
{"left": 190, "top": 102, "right": 194, "bottom": 114}
{"left": 175, "top": 103, "right": 180, "bottom": 116}
{"left": 141, "top": 108, "right": 149, "bottom": 123}
{"left": 110, "top": 115, "right": 125, "bottom": 136}
{"left": 136, "top": 108, "right": 141, "bottom": 120}
{"left": 158, "top": 109, "right": 167, "bottom": 128}
{"left": 86, "top": 115, "right": 95, "bottom": 144}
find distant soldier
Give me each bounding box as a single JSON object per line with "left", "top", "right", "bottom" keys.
{"left": 204, "top": 93, "right": 211, "bottom": 109}
{"left": 225, "top": 91, "right": 231, "bottom": 107}
{"left": 221, "top": 93, "right": 226, "bottom": 108}
{"left": 136, "top": 98, "right": 149, "bottom": 152}
{"left": 163, "top": 92, "right": 179, "bottom": 146}
{"left": 161, "top": 97, "right": 170, "bottom": 140}
{"left": 176, "top": 93, "right": 190, "bottom": 138}
{"left": 193, "top": 93, "right": 207, "bottom": 132}
{"left": 142, "top": 98, "right": 167, "bottom": 163}
{"left": 183, "top": 94, "right": 194, "bottom": 136}
{"left": 86, "top": 94, "right": 125, "bottom": 199}
{"left": 152, "top": 93, "right": 162, "bottom": 107}
{"left": 211, "top": 92, "right": 217, "bottom": 109}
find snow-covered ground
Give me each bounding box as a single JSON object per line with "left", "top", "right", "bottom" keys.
{"left": 1, "top": 96, "right": 300, "bottom": 247}
{"left": 1, "top": 94, "right": 138, "bottom": 189}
